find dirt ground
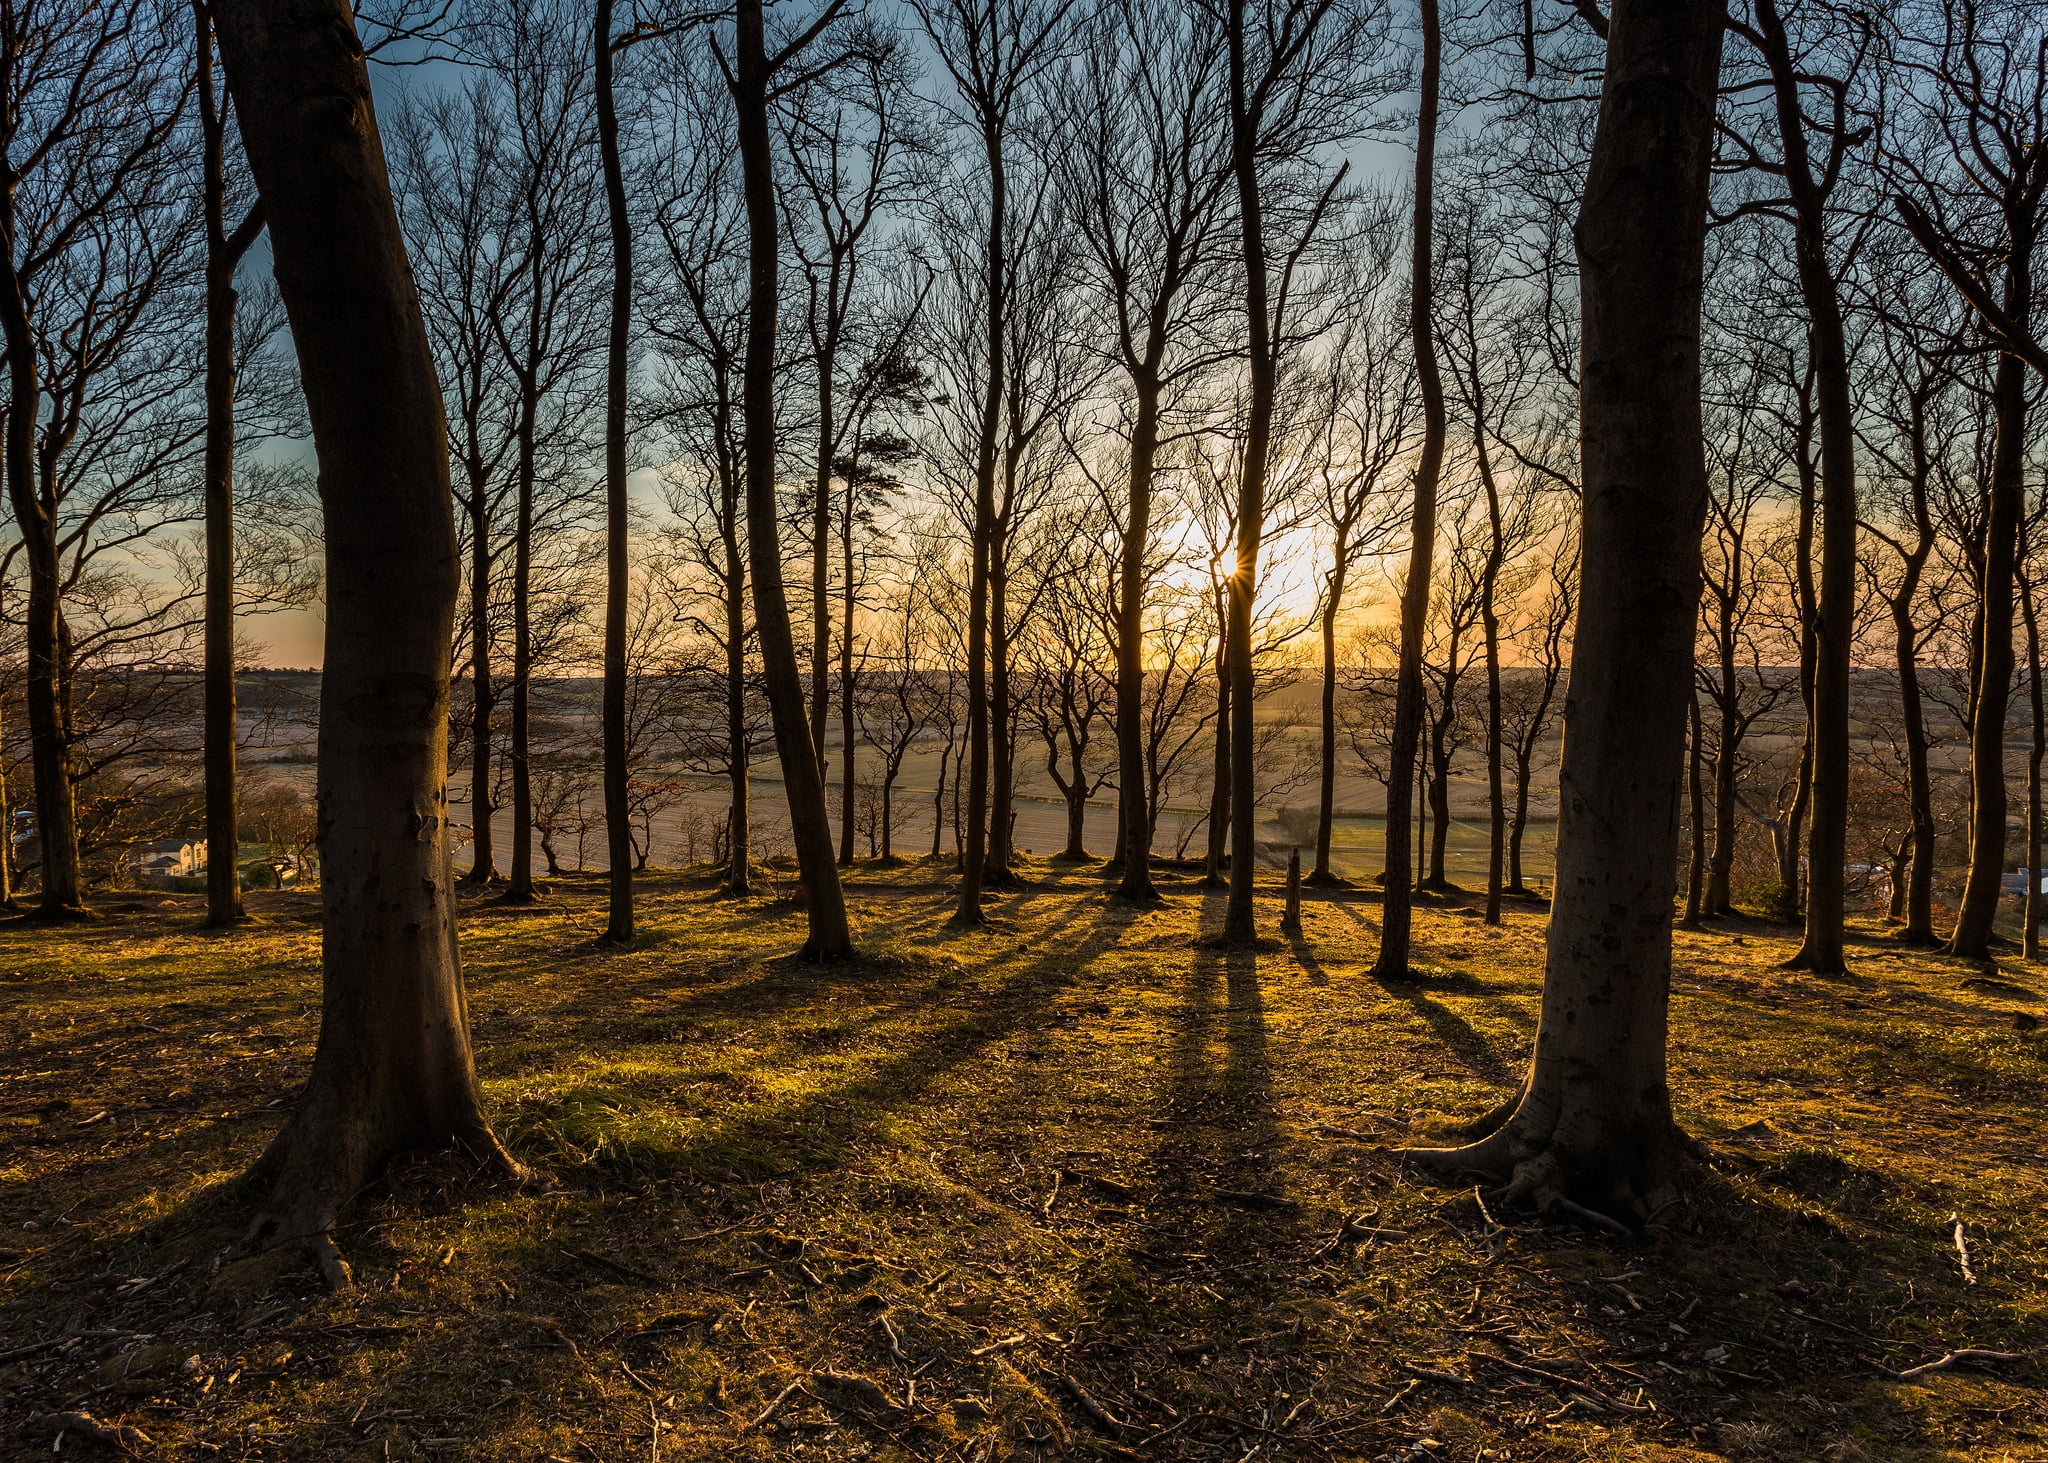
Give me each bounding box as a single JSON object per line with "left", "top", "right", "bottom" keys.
{"left": 0, "top": 861, "right": 2042, "bottom": 1461}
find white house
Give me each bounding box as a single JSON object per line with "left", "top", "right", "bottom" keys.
{"left": 132, "top": 838, "right": 207, "bottom": 879}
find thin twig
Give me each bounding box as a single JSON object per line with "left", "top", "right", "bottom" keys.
{"left": 741, "top": 1379, "right": 803, "bottom": 1432}
{"left": 1948, "top": 1215, "right": 1976, "bottom": 1285}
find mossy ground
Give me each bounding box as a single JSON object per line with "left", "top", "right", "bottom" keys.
{"left": 0, "top": 861, "right": 2042, "bottom": 1461}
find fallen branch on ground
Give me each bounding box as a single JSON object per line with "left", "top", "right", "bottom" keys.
{"left": 1874, "top": 1349, "right": 2023, "bottom": 1381}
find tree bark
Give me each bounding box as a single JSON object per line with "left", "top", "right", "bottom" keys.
{"left": 986, "top": 515, "right": 1017, "bottom": 883}
{"left": 1949, "top": 351, "right": 2027, "bottom": 958}
{"left": 1312, "top": 541, "right": 1348, "bottom": 885}
{"left": 461, "top": 471, "right": 497, "bottom": 885}
{"left": 1372, "top": 0, "right": 1444, "bottom": 976}
{"left": 504, "top": 377, "right": 539, "bottom": 903}
{"left": 1113, "top": 374, "right": 1163, "bottom": 899}
{"left": 954, "top": 108, "right": 1005, "bottom": 925}
{"left": 1685, "top": 689, "right": 1706, "bottom": 924}
{"left": 197, "top": 0, "right": 264, "bottom": 927}
{"left": 1221, "top": 0, "right": 1277, "bottom": 944}
{"left": 0, "top": 217, "right": 84, "bottom": 917}
{"left": 1203, "top": 641, "right": 1230, "bottom": 887}
{"left": 733, "top": 0, "right": 853, "bottom": 959}
{"left": 2022, "top": 554, "right": 2042, "bottom": 960}
{"left": 1408, "top": 0, "right": 1722, "bottom": 1228}
{"left": 595, "top": 0, "right": 635, "bottom": 942}
{"left": 213, "top": 0, "right": 520, "bottom": 1266}
{"left": 839, "top": 465, "right": 857, "bottom": 865}
{"left": 1757, "top": 0, "right": 1855, "bottom": 974}
{"left": 724, "top": 513, "right": 752, "bottom": 896}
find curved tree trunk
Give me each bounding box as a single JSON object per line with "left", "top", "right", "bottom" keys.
{"left": 1950, "top": 347, "right": 2027, "bottom": 959}
{"left": 1409, "top": 0, "right": 1722, "bottom": 1229}
{"left": 213, "top": 0, "right": 520, "bottom": 1268}
{"left": 595, "top": 0, "right": 635, "bottom": 943}
{"left": 1371, "top": 0, "right": 1444, "bottom": 977}
{"left": 0, "top": 288, "right": 85, "bottom": 917}
{"left": 1759, "top": 0, "right": 1855, "bottom": 975}
{"left": 198, "top": 4, "right": 263, "bottom": 927}
{"left": 733, "top": 0, "right": 852, "bottom": 960}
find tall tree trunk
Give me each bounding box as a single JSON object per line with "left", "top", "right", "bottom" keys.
{"left": 1892, "top": 541, "right": 1936, "bottom": 942}
{"left": 1372, "top": 0, "right": 1445, "bottom": 977}
{"left": 1426, "top": 713, "right": 1453, "bottom": 888}
{"left": 1221, "top": 0, "right": 1277, "bottom": 944}
{"left": 213, "top": 0, "right": 520, "bottom": 1268}
{"left": 733, "top": 0, "right": 852, "bottom": 960}
{"left": 2022, "top": 557, "right": 2043, "bottom": 960}
{"left": 987, "top": 517, "right": 1016, "bottom": 882}
{"left": 1783, "top": 402, "right": 1817, "bottom": 914}
{"left": 839, "top": 472, "right": 856, "bottom": 865}
{"left": 1950, "top": 354, "right": 2028, "bottom": 958}
{"left": 461, "top": 474, "right": 497, "bottom": 885}
{"left": 956, "top": 111, "right": 1005, "bottom": 925}
{"left": 0, "top": 260, "right": 84, "bottom": 916}
{"left": 931, "top": 738, "right": 950, "bottom": 859}
{"left": 1203, "top": 649, "right": 1230, "bottom": 887}
{"left": 1760, "top": 0, "right": 1854, "bottom": 974}
{"left": 197, "top": 1, "right": 263, "bottom": 927}
{"left": 505, "top": 395, "right": 538, "bottom": 903}
{"left": 1705, "top": 624, "right": 1739, "bottom": 915}
{"left": 1411, "top": 0, "right": 1722, "bottom": 1227}
{"left": 0, "top": 700, "right": 12, "bottom": 908}
{"left": 1472, "top": 425, "right": 1507, "bottom": 923}
{"left": 812, "top": 332, "right": 837, "bottom": 775}
{"left": 595, "top": 0, "right": 635, "bottom": 942}
{"left": 1312, "top": 542, "right": 1347, "bottom": 885}
{"left": 724, "top": 519, "right": 752, "bottom": 895}
{"left": 1113, "top": 375, "right": 1163, "bottom": 899}
{"left": 1685, "top": 689, "right": 1706, "bottom": 923}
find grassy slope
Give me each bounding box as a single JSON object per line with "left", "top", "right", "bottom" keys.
{"left": 0, "top": 862, "right": 2042, "bottom": 1462}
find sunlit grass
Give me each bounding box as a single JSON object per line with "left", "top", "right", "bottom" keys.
{"left": 0, "top": 862, "right": 2042, "bottom": 1460}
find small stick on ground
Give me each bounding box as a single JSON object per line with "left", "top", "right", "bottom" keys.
{"left": 1948, "top": 1214, "right": 1977, "bottom": 1285}
{"left": 971, "top": 1333, "right": 1027, "bottom": 1357}
{"left": 877, "top": 1312, "right": 908, "bottom": 1366}
{"left": 742, "top": 1379, "right": 804, "bottom": 1432}
{"left": 1057, "top": 1373, "right": 1124, "bottom": 1435}
{"left": 1880, "top": 1349, "right": 2022, "bottom": 1381}
{"left": 1378, "top": 1378, "right": 1421, "bottom": 1414}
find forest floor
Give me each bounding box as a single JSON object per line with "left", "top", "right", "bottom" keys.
{"left": 0, "top": 861, "right": 2043, "bottom": 1463}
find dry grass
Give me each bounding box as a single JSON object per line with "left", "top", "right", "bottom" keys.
{"left": 0, "top": 860, "right": 2043, "bottom": 1461}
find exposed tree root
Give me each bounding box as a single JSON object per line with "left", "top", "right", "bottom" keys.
{"left": 1402, "top": 1093, "right": 1692, "bottom": 1235}
{"left": 18, "top": 902, "right": 93, "bottom": 925}
{"left": 238, "top": 1117, "right": 532, "bottom": 1290}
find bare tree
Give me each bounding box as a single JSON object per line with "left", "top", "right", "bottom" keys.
{"left": 722, "top": 0, "right": 861, "bottom": 958}
{"left": 195, "top": 0, "right": 267, "bottom": 926}
{"left": 1412, "top": 0, "right": 1724, "bottom": 1228}
{"left": 213, "top": 0, "right": 522, "bottom": 1278}
{"left": 0, "top": 0, "right": 191, "bottom": 916}
{"left": 1053, "top": 0, "right": 1234, "bottom": 899}
{"left": 1887, "top": 0, "right": 2048, "bottom": 959}
{"left": 1373, "top": 0, "right": 1447, "bottom": 971}
{"left": 911, "top": 0, "right": 1076, "bottom": 921}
